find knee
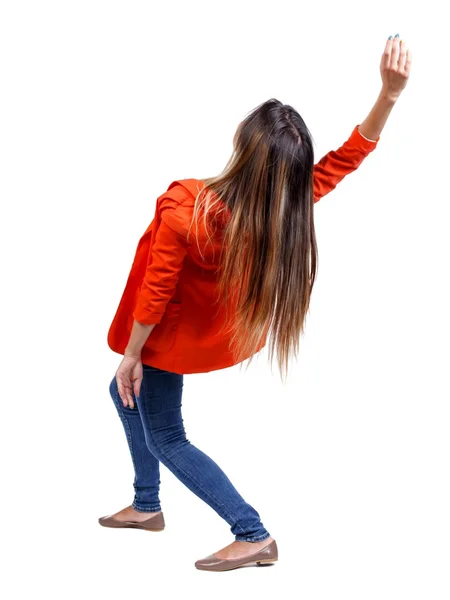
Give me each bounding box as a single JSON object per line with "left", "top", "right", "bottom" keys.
{"left": 144, "top": 424, "right": 189, "bottom": 461}
{"left": 143, "top": 430, "right": 165, "bottom": 461}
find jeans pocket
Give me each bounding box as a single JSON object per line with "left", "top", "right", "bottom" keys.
{"left": 143, "top": 301, "right": 181, "bottom": 354}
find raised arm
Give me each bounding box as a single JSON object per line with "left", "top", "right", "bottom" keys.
{"left": 313, "top": 33, "right": 412, "bottom": 203}
{"left": 313, "top": 125, "right": 379, "bottom": 202}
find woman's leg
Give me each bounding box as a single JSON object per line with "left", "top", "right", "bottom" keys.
{"left": 108, "top": 375, "right": 161, "bottom": 513}
{"left": 136, "top": 364, "right": 271, "bottom": 542}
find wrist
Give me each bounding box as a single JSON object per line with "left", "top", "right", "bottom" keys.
{"left": 379, "top": 87, "right": 400, "bottom": 104}
{"left": 124, "top": 348, "right": 142, "bottom": 359}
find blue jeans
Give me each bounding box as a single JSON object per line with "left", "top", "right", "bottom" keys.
{"left": 108, "top": 363, "right": 271, "bottom": 542}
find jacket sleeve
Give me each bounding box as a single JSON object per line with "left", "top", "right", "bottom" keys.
{"left": 132, "top": 201, "right": 190, "bottom": 325}
{"left": 313, "top": 125, "right": 380, "bottom": 203}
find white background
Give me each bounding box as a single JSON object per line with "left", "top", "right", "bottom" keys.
{"left": 1, "top": 1, "right": 449, "bottom": 598}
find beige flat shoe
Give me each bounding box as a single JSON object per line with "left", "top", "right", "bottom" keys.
{"left": 98, "top": 511, "right": 165, "bottom": 532}
{"left": 195, "top": 539, "right": 278, "bottom": 572}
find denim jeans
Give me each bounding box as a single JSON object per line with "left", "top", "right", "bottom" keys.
{"left": 108, "top": 363, "right": 271, "bottom": 542}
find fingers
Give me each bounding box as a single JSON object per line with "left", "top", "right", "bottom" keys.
{"left": 382, "top": 33, "right": 412, "bottom": 80}
{"left": 381, "top": 36, "right": 393, "bottom": 72}
{"left": 125, "top": 378, "right": 134, "bottom": 409}
{"left": 128, "top": 386, "right": 135, "bottom": 410}
{"left": 397, "top": 39, "right": 408, "bottom": 73}
{"left": 116, "top": 374, "right": 126, "bottom": 407}
{"left": 389, "top": 34, "right": 401, "bottom": 70}
{"left": 115, "top": 358, "right": 143, "bottom": 410}
{"left": 116, "top": 373, "right": 135, "bottom": 408}
{"left": 383, "top": 34, "right": 407, "bottom": 70}
{"left": 133, "top": 377, "right": 142, "bottom": 400}
{"left": 404, "top": 48, "right": 412, "bottom": 75}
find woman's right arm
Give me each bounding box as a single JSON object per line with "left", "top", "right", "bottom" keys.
{"left": 359, "top": 34, "right": 412, "bottom": 140}
{"left": 312, "top": 125, "right": 380, "bottom": 202}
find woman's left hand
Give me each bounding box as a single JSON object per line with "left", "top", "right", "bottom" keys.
{"left": 115, "top": 355, "right": 143, "bottom": 409}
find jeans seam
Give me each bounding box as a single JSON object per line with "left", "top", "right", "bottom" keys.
{"left": 112, "top": 388, "right": 139, "bottom": 476}
{"left": 132, "top": 501, "right": 161, "bottom": 512}
{"left": 235, "top": 531, "right": 271, "bottom": 542}
{"left": 110, "top": 377, "right": 162, "bottom": 511}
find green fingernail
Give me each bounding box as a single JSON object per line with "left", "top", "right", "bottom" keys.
{"left": 388, "top": 35, "right": 393, "bottom": 40}
{"left": 395, "top": 33, "right": 400, "bottom": 38}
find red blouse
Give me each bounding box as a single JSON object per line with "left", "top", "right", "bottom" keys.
{"left": 107, "top": 125, "right": 380, "bottom": 374}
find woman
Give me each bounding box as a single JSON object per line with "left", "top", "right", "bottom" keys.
{"left": 100, "top": 34, "right": 411, "bottom": 572}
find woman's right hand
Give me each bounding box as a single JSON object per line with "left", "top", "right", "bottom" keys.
{"left": 380, "top": 34, "right": 412, "bottom": 101}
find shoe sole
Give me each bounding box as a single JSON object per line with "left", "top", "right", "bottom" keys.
{"left": 100, "top": 523, "right": 164, "bottom": 533}
{"left": 98, "top": 520, "right": 164, "bottom": 532}
{"left": 195, "top": 557, "right": 278, "bottom": 571}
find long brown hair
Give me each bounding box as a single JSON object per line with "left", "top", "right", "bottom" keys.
{"left": 187, "top": 98, "right": 318, "bottom": 382}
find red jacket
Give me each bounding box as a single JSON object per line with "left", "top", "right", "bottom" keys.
{"left": 107, "top": 125, "right": 379, "bottom": 374}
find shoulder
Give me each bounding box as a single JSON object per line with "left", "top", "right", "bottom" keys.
{"left": 158, "top": 179, "right": 204, "bottom": 237}
{"left": 163, "top": 178, "right": 205, "bottom": 207}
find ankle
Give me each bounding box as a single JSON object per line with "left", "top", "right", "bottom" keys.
{"left": 132, "top": 506, "right": 161, "bottom": 514}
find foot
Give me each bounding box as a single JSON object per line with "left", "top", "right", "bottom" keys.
{"left": 211, "top": 536, "right": 275, "bottom": 560}
{"left": 108, "top": 505, "right": 162, "bottom": 523}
